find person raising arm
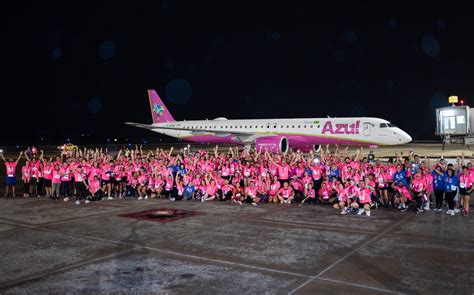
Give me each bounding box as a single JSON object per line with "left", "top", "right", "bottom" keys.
{"left": 1, "top": 151, "right": 23, "bottom": 197}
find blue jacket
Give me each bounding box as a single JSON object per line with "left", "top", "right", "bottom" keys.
{"left": 444, "top": 174, "right": 459, "bottom": 192}
{"left": 432, "top": 171, "right": 445, "bottom": 190}
{"left": 393, "top": 170, "right": 408, "bottom": 187}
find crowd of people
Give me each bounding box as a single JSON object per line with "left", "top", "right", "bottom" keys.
{"left": 1, "top": 144, "right": 472, "bottom": 216}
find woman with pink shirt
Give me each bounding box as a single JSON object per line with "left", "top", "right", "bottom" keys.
{"left": 268, "top": 176, "right": 281, "bottom": 203}
{"left": 392, "top": 181, "right": 412, "bottom": 211}
{"left": 51, "top": 164, "right": 61, "bottom": 200}
{"left": 60, "top": 162, "right": 72, "bottom": 202}
{"left": 86, "top": 175, "right": 102, "bottom": 202}
{"left": 300, "top": 182, "right": 316, "bottom": 205}
{"left": 411, "top": 172, "right": 426, "bottom": 213}
{"left": 354, "top": 180, "right": 372, "bottom": 216}
{"left": 458, "top": 166, "right": 472, "bottom": 216}
{"left": 203, "top": 175, "right": 219, "bottom": 202}
{"left": 21, "top": 161, "right": 31, "bottom": 198}
{"left": 1, "top": 151, "right": 22, "bottom": 197}
{"left": 244, "top": 181, "right": 260, "bottom": 206}
{"left": 277, "top": 182, "right": 294, "bottom": 204}
{"left": 42, "top": 157, "right": 53, "bottom": 198}
{"left": 375, "top": 167, "right": 390, "bottom": 208}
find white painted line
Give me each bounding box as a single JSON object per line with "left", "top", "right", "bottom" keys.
{"left": 288, "top": 214, "right": 412, "bottom": 295}
{"left": 318, "top": 277, "right": 404, "bottom": 294}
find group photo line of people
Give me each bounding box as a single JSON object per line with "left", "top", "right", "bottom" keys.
{"left": 1, "top": 144, "right": 472, "bottom": 217}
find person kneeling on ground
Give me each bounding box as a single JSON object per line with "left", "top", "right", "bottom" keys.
{"left": 354, "top": 180, "right": 372, "bottom": 216}
{"left": 86, "top": 175, "right": 103, "bottom": 203}
{"left": 244, "top": 181, "right": 260, "bottom": 206}
{"left": 278, "top": 182, "right": 294, "bottom": 204}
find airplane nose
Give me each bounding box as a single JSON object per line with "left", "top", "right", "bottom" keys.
{"left": 401, "top": 131, "right": 412, "bottom": 143}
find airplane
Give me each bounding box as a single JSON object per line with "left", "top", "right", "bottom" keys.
{"left": 126, "top": 89, "right": 412, "bottom": 153}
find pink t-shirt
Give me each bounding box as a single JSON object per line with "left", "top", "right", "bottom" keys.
{"left": 279, "top": 187, "right": 293, "bottom": 198}
{"left": 5, "top": 162, "right": 17, "bottom": 177}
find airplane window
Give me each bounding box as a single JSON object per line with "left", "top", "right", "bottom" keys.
{"left": 379, "top": 123, "right": 387, "bottom": 128}
{"left": 255, "top": 125, "right": 258, "bottom": 128}
{"left": 286, "top": 125, "right": 289, "bottom": 128}
{"left": 225, "top": 126, "right": 228, "bottom": 129}
{"left": 304, "top": 125, "right": 307, "bottom": 128}
{"left": 292, "top": 125, "right": 295, "bottom": 128}
{"left": 298, "top": 125, "right": 301, "bottom": 128}
{"left": 245, "top": 126, "right": 247, "bottom": 128}
{"left": 310, "top": 125, "right": 313, "bottom": 128}
{"left": 250, "top": 126, "right": 252, "bottom": 128}
{"left": 261, "top": 125, "right": 263, "bottom": 128}
{"left": 267, "top": 125, "right": 270, "bottom": 128}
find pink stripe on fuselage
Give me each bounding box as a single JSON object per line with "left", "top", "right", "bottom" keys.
{"left": 182, "top": 134, "right": 375, "bottom": 146}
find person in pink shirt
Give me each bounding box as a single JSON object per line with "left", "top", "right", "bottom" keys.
{"left": 220, "top": 179, "right": 234, "bottom": 201}
{"left": 354, "top": 180, "right": 372, "bottom": 216}
{"left": 203, "top": 176, "right": 219, "bottom": 202}
{"left": 277, "top": 182, "right": 294, "bottom": 204}
{"left": 86, "top": 175, "right": 102, "bottom": 202}
{"left": 422, "top": 167, "right": 434, "bottom": 211}
{"left": 136, "top": 170, "right": 148, "bottom": 200}
{"left": 21, "top": 161, "right": 31, "bottom": 198}
{"left": 318, "top": 182, "right": 336, "bottom": 205}
{"left": 375, "top": 167, "right": 391, "bottom": 208}
{"left": 411, "top": 172, "right": 426, "bottom": 213}
{"left": 392, "top": 181, "right": 412, "bottom": 211}
{"left": 73, "top": 166, "right": 88, "bottom": 205}
{"left": 41, "top": 157, "right": 53, "bottom": 198}
{"left": 101, "top": 161, "right": 113, "bottom": 200}
{"left": 459, "top": 166, "right": 472, "bottom": 216}
{"left": 300, "top": 182, "right": 316, "bottom": 205}
{"left": 244, "top": 181, "right": 260, "bottom": 206}
{"left": 1, "top": 151, "right": 22, "bottom": 197}
{"left": 268, "top": 176, "right": 281, "bottom": 203}
{"left": 60, "top": 162, "right": 73, "bottom": 201}
{"left": 51, "top": 164, "right": 62, "bottom": 200}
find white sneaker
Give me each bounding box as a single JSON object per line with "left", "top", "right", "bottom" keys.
{"left": 450, "top": 210, "right": 455, "bottom": 216}
{"left": 366, "top": 210, "right": 371, "bottom": 217}
{"left": 107, "top": 196, "right": 113, "bottom": 200}
{"left": 137, "top": 196, "right": 143, "bottom": 200}
{"left": 75, "top": 200, "right": 80, "bottom": 205}
{"left": 446, "top": 209, "right": 452, "bottom": 215}
{"left": 85, "top": 200, "right": 90, "bottom": 204}
{"left": 340, "top": 210, "right": 347, "bottom": 215}
{"left": 170, "top": 197, "right": 175, "bottom": 202}
{"left": 63, "top": 197, "right": 69, "bottom": 202}
{"left": 144, "top": 195, "right": 148, "bottom": 200}
{"left": 424, "top": 205, "right": 430, "bottom": 211}
{"left": 252, "top": 202, "right": 257, "bottom": 206}
{"left": 454, "top": 208, "right": 460, "bottom": 214}
{"left": 357, "top": 209, "right": 364, "bottom": 215}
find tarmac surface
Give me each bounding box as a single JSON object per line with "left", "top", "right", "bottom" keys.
{"left": 0, "top": 196, "right": 472, "bottom": 294}
{"left": 0, "top": 143, "right": 473, "bottom": 294}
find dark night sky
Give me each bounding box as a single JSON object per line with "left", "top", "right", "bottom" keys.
{"left": 2, "top": 2, "right": 474, "bottom": 146}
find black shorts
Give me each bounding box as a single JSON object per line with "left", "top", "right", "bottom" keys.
{"left": 44, "top": 179, "right": 52, "bottom": 187}
{"left": 459, "top": 187, "right": 471, "bottom": 195}
{"left": 101, "top": 179, "right": 111, "bottom": 185}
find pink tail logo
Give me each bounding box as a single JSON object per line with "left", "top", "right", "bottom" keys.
{"left": 153, "top": 104, "right": 164, "bottom": 117}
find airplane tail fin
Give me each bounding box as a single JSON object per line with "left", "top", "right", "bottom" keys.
{"left": 147, "top": 89, "right": 175, "bottom": 123}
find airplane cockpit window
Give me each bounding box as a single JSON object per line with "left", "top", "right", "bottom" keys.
{"left": 379, "top": 123, "right": 388, "bottom": 128}
{"left": 387, "top": 123, "right": 398, "bottom": 128}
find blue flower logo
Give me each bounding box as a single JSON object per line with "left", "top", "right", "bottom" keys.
{"left": 153, "top": 104, "right": 164, "bottom": 117}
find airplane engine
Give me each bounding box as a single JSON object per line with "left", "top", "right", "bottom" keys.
{"left": 255, "top": 136, "right": 289, "bottom": 153}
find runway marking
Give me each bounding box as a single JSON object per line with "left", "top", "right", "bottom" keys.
{"left": 317, "top": 277, "right": 403, "bottom": 294}
{"left": 0, "top": 247, "right": 139, "bottom": 291}
{"left": 288, "top": 214, "right": 412, "bottom": 295}
{"left": 240, "top": 217, "right": 377, "bottom": 235}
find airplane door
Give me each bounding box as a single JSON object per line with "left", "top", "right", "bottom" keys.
{"left": 363, "top": 122, "right": 371, "bottom": 136}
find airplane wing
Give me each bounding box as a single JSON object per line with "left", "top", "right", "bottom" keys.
{"left": 125, "top": 122, "right": 273, "bottom": 144}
